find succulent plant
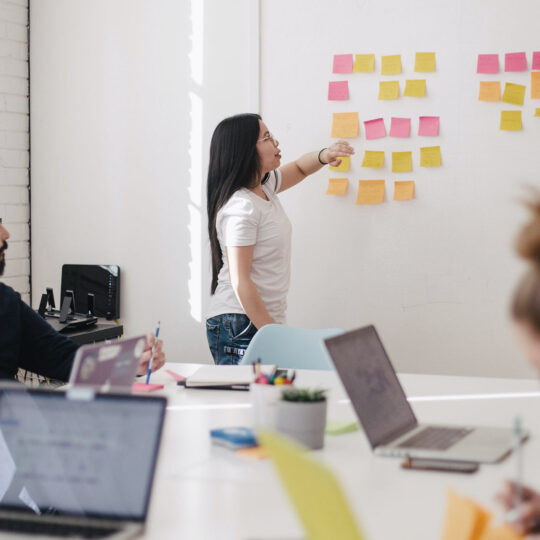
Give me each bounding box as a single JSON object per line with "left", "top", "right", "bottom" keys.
{"left": 281, "top": 387, "right": 327, "bottom": 402}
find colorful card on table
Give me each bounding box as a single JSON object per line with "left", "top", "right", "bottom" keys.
{"left": 389, "top": 117, "right": 411, "bottom": 138}
{"left": 393, "top": 181, "right": 415, "bottom": 201}
{"left": 441, "top": 490, "right": 491, "bottom": 540}
{"left": 500, "top": 110, "right": 522, "bottom": 130}
{"left": 326, "top": 178, "right": 349, "bottom": 195}
{"left": 420, "top": 146, "right": 441, "bottom": 167}
{"left": 381, "top": 54, "right": 402, "bottom": 75}
{"left": 477, "top": 54, "right": 499, "bottom": 74}
{"left": 414, "top": 52, "right": 436, "bottom": 72}
{"left": 532, "top": 72, "right": 540, "bottom": 99}
{"left": 478, "top": 81, "right": 501, "bottom": 102}
{"left": 378, "top": 80, "right": 400, "bottom": 100}
{"left": 333, "top": 54, "right": 353, "bottom": 73}
{"left": 328, "top": 81, "right": 349, "bottom": 101}
{"left": 502, "top": 82, "right": 526, "bottom": 106}
{"left": 356, "top": 180, "right": 385, "bottom": 205}
{"left": 533, "top": 52, "right": 540, "bottom": 70}
{"left": 418, "top": 116, "right": 440, "bottom": 136}
{"left": 329, "top": 156, "right": 351, "bottom": 172}
{"left": 505, "top": 52, "right": 527, "bottom": 72}
{"left": 392, "top": 152, "right": 412, "bottom": 172}
{"left": 404, "top": 79, "right": 426, "bottom": 97}
{"left": 364, "top": 118, "right": 386, "bottom": 140}
{"left": 361, "top": 151, "right": 385, "bottom": 168}
{"left": 331, "top": 112, "right": 359, "bottom": 138}
{"left": 353, "top": 54, "right": 375, "bottom": 73}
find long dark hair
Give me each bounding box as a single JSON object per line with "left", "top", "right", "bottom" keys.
{"left": 207, "top": 113, "right": 269, "bottom": 294}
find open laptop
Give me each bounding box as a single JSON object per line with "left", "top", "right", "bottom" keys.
{"left": 68, "top": 335, "right": 146, "bottom": 391}
{"left": 324, "top": 325, "right": 526, "bottom": 463}
{"left": 0, "top": 384, "right": 166, "bottom": 538}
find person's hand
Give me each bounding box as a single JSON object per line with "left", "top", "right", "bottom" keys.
{"left": 496, "top": 480, "right": 540, "bottom": 535}
{"left": 322, "top": 140, "right": 355, "bottom": 167}
{"left": 136, "top": 333, "right": 165, "bottom": 377}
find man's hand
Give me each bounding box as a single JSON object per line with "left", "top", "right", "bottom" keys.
{"left": 136, "top": 333, "right": 165, "bottom": 377}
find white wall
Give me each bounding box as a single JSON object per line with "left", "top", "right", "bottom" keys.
{"left": 30, "top": 0, "right": 256, "bottom": 363}
{"left": 260, "top": 0, "right": 540, "bottom": 378}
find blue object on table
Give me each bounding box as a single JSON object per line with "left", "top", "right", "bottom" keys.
{"left": 210, "top": 427, "right": 257, "bottom": 450}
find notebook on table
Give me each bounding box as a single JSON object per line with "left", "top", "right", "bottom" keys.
{"left": 183, "top": 365, "right": 276, "bottom": 390}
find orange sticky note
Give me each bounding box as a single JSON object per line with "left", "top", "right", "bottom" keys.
{"left": 414, "top": 52, "right": 436, "bottom": 72}
{"left": 478, "top": 81, "right": 501, "bottom": 102}
{"left": 353, "top": 54, "right": 375, "bottom": 73}
{"left": 420, "top": 146, "right": 441, "bottom": 167}
{"left": 378, "top": 81, "right": 400, "bottom": 100}
{"left": 502, "top": 83, "right": 526, "bottom": 106}
{"left": 236, "top": 446, "right": 268, "bottom": 460}
{"left": 404, "top": 79, "right": 426, "bottom": 97}
{"left": 356, "top": 180, "right": 385, "bottom": 205}
{"left": 500, "top": 110, "right": 522, "bottom": 131}
{"left": 331, "top": 112, "right": 359, "bottom": 138}
{"left": 361, "top": 151, "right": 385, "bottom": 168}
{"left": 393, "top": 181, "right": 415, "bottom": 200}
{"left": 441, "top": 490, "right": 491, "bottom": 540}
{"left": 329, "top": 156, "right": 351, "bottom": 172}
{"left": 392, "top": 151, "right": 412, "bottom": 172}
{"left": 326, "top": 178, "right": 348, "bottom": 195}
{"left": 479, "top": 525, "right": 523, "bottom": 540}
{"left": 532, "top": 72, "right": 540, "bottom": 99}
{"left": 381, "top": 54, "right": 401, "bottom": 75}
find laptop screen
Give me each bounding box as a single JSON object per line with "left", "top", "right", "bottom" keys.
{"left": 324, "top": 325, "right": 418, "bottom": 448}
{"left": 0, "top": 387, "right": 166, "bottom": 521}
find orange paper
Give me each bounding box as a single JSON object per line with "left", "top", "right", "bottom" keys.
{"left": 479, "top": 81, "right": 501, "bottom": 102}
{"left": 326, "top": 178, "right": 349, "bottom": 195}
{"left": 532, "top": 72, "right": 540, "bottom": 99}
{"left": 356, "top": 180, "right": 385, "bottom": 205}
{"left": 393, "top": 181, "right": 415, "bottom": 201}
{"left": 331, "top": 112, "right": 359, "bottom": 138}
{"left": 441, "top": 490, "right": 491, "bottom": 540}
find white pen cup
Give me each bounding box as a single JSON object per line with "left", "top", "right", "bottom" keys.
{"left": 251, "top": 383, "right": 283, "bottom": 429}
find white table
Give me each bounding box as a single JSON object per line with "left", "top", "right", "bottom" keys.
{"left": 143, "top": 364, "right": 540, "bottom": 540}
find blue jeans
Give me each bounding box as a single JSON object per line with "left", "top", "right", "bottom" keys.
{"left": 206, "top": 314, "right": 258, "bottom": 365}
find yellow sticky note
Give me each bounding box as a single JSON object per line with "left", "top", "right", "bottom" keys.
{"left": 404, "top": 79, "right": 426, "bottom": 97}
{"left": 331, "top": 112, "right": 359, "bottom": 138}
{"left": 393, "top": 181, "right": 415, "bottom": 201}
{"left": 532, "top": 72, "right": 540, "bottom": 99}
{"left": 329, "top": 156, "right": 351, "bottom": 172}
{"left": 353, "top": 54, "right": 375, "bottom": 73}
{"left": 502, "top": 83, "right": 526, "bottom": 106}
{"left": 536, "top": 108, "right": 540, "bottom": 117}
{"left": 478, "top": 81, "right": 501, "bottom": 102}
{"left": 361, "top": 151, "right": 384, "bottom": 168}
{"left": 500, "top": 110, "right": 522, "bottom": 131}
{"left": 259, "top": 430, "right": 367, "bottom": 540}
{"left": 414, "top": 52, "right": 436, "bottom": 72}
{"left": 378, "top": 81, "right": 400, "bottom": 100}
{"left": 441, "top": 490, "right": 491, "bottom": 540}
{"left": 381, "top": 54, "right": 401, "bottom": 75}
{"left": 479, "top": 525, "right": 523, "bottom": 540}
{"left": 326, "top": 178, "right": 348, "bottom": 195}
{"left": 420, "top": 146, "right": 441, "bottom": 167}
{"left": 392, "top": 151, "right": 412, "bottom": 172}
{"left": 356, "top": 180, "right": 385, "bottom": 205}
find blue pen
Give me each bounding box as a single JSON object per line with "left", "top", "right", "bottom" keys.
{"left": 145, "top": 321, "right": 161, "bottom": 384}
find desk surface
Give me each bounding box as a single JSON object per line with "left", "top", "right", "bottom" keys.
{"left": 143, "top": 364, "right": 540, "bottom": 540}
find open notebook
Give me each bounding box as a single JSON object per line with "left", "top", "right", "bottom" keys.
{"left": 184, "top": 365, "right": 276, "bottom": 389}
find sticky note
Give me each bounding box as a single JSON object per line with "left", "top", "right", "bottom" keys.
{"left": 500, "top": 110, "right": 522, "bottom": 130}
{"left": 329, "top": 156, "right": 351, "bottom": 172}
{"left": 420, "top": 146, "right": 441, "bottom": 167}
{"left": 236, "top": 447, "right": 268, "bottom": 460}
{"left": 478, "top": 81, "right": 501, "bottom": 102}
{"left": 477, "top": 54, "right": 499, "bottom": 74}
{"left": 392, "top": 152, "right": 412, "bottom": 173}
{"left": 353, "top": 54, "right": 375, "bottom": 73}
{"left": 389, "top": 117, "right": 411, "bottom": 138}
{"left": 414, "top": 52, "right": 436, "bottom": 72}
{"left": 532, "top": 72, "right": 540, "bottom": 99}
{"left": 132, "top": 382, "right": 164, "bottom": 393}
{"left": 394, "top": 181, "right": 415, "bottom": 201}
{"left": 505, "top": 52, "right": 527, "bottom": 72}
{"left": 381, "top": 55, "right": 401, "bottom": 75}
{"left": 479, "top": 525, "right": 523, "bottom": 540}
{"left": 356, "top": 180, "right": 385, "bottom": 205}
{"left": 326, "top": 178, "right": 348, "bottom": 195}
{"left": 331, "top": 112, "right": 359, "bottom": 138}
{"left": 533, "top": 51, "right": 540, "bottom": 70}
{"left": 364, "top": 118, "right": 386, "bottom": 140}
{"left": 441, "top": 490, "right": 491, "bottom": 540}
{"left": 165, "top": 369, "right": 185, "bottom": 382}
{"left": 328, "top": 81, "right": 349, "bottom": 101}
{"left": 536, "top": 108, "right": 540, "bottom": 117}
{"left": 404, "top": 79, "right": 426, "bottom": 97}
{"left": 378, "top": 80, "right": 400, "bottom": 100}
{"left": 333, "top": 54, "right": 353, "bottom": 73}
{"left": 418, "top": 116, "right": 440, "bottom": 136}
{"left": 361, "top": 151, "right": 384, "bottom": 168}
{"left": 502, "top": 82, "right": 526, "bottom": 106}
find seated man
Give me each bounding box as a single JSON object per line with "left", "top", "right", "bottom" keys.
{"left": 0, "top": 218, "right": 165, "bottom": 381}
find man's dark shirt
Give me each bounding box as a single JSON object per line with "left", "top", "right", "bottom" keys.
{"left": 0, "top": 282, "right": 77, "bottom": 381}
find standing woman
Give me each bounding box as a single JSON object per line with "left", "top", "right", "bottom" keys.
{"left": 205, "top": 113, "right": 354, "bottom": 365}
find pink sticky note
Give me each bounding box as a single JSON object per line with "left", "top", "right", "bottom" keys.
{"left": 389, "top": 117, "right": 411, "bottom": 138}
{"left": 477, "top": 54, "right": 499, "bottom": 74}
{"left": 333, "top": 54, "right": 353, "bottom": 73}
{"left": 505, "top": 52, "right": 527, "bottom": 72}
{"left": 132, "top": 382, "right": 164, "bottom": 393}
{"left": 533, "top": 52, "right": 540, "bottom": 70}
{"left": 418, "top": 116, "right": 440, "bottom": 136}
{"left": 364, "top": 118, "right": 386, "bottom": 140}
{"left": 165, "top": 369, "right": 186, "bottom": 382}
{"left": 328, "top": 81, "right": 349, "bottom": 100}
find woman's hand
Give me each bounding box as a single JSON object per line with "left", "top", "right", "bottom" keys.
{"left": 496, "top": 480, "right": 540, "bottom": 535}
{"left": 322, "top": 140, "right": 355, "bottom": 167}
{"left": 137, "top": 334, "right": 165, "bottom": 377}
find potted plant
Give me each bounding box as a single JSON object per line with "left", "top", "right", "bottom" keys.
{"left": 275, "top": 388, "right": 327, "bottom": 450}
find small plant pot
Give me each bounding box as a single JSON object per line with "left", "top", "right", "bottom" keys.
{"left": 275, "top": 399, "right": 327, "bottom": 450}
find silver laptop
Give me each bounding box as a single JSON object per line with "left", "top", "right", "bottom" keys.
{"left": 324, "top": 325, "right": 526, "bottom": 463}
{"left": 0, "top": 384, "right": 166, "bottom": 538}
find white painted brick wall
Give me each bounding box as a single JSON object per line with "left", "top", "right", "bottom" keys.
{"left": 0, "top": 0, "right": 28, "bottom": 301}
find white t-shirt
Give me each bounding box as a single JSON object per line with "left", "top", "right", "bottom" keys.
{"left": 207, "top": 169, "right": 292, "bottom": 324}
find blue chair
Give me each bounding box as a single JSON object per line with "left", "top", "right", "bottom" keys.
{"left": 239, "top": 324, "right": 344, "bottom": 370}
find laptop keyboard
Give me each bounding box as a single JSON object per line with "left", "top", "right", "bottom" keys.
{"left": 397, "top": 426, "right": 473, "bottom": 451}
{"left": 0, "top": 518, "right": 120, "bottom": 538}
